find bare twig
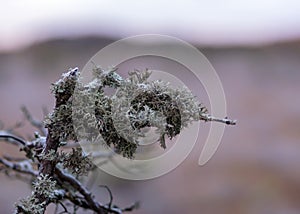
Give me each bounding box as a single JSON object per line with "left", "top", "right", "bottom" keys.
{"left": 99, "top": 185, "right": 113, "bottom": 208}
{"left": 3, "top": 155, "right": 27, "bottom": 162}
{"left": 57, "top": 201, "right": 71, "bottom": 214}
{"left": 121, "top": 202, "right": 140, "bottom": 212}
{"left": 21, "top": 105, "right": 47, "bottom": 135}
{"left": 0, "top": 131, "right": 26, "bottom": 146}
{"left": 0, "top": 158, "right": 38, "bottom": 176}
{"left": 200, "top": 114, "right": 237, "bottom": 125}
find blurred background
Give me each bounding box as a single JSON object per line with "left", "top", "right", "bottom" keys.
{"left": 1, "top": 0, "right": 300, "bottom": 213}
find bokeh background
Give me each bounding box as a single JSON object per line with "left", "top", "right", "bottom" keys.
{"left": 1, "top": 1, "right": 300, "bottom": 213}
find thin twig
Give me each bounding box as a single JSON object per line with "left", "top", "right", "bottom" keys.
{"left": 200, "top": 114, "right": 237, "bottom": 125}
{"left": 121, "top": 202, "right": 140, "bottom": 212}
{"left": 54, "top": 167, "right": 136, "bottom": 214}
{"left": 0, "top": 131, "right": 26, "bottom": 146}
{"left": 0, "top": 158, "right": 38, "bottom": 176}
{"left": 3, "top": 155, "right": 27, "bottom": 162}
{"left": 21, "top": 105, "right": 47, "bottom": 135}
{"left": 57, "top": 201, "right": 71, "bottom": 214}
{"left": 99, "top": 185, "right": 113, "bottom": 208}
{"left": 55, "top": 167, "right": 107, "bottom": 213}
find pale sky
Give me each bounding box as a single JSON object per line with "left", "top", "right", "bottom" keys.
{"left": 1, "top": 0, "right": 300, "bottom": 51}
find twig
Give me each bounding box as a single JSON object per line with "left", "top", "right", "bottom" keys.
{"left": 0, "top": 131, "right": 26, "bottom": 146}
{"left": 99, "top": 185, "right": 113, "bottom": 208}
{"left": 57, "top": 201, "right": 71, "bottom": 214}
{"left": 55, "top": 167, "right": 137, "bottom": 214}
{"left": 21, "top": 105, "right": 47, "bottom": 135}
{"left": 63, "top": 192, "right": 90, "bottom": 210}
{"left": 200, "top": 114, "right": 237, "bottom": 125}
{"left": 0, "top": 158, "right": 38, "bottom": 176}
{"left": 55, "top": 167, "right": 107, "bottom": 213}
{"left": 121, "top": 202, "right": 140, "bottom": 212}
{"left": 3, "top": 155, "right": 27, "bottom": 162}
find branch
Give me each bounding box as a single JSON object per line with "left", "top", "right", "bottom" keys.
{"left": 55, "top": 167, "right": 137, "bottom": 214}
{"left": 55, "top": 167, "right": 108, "bottom": 213}
{"left": 40, "top": 68, "right": 80, "bottom": 176}
{"left": 62, "top": 192, "right": 90, "bottom": 210}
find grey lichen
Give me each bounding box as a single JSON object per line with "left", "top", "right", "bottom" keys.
{"left": 60, "top": 147, "right": 93, "bottom": 175}
{"left": 44, "top": 68, "right": 80, "bottom": 142}
{"left": 45, "top": 66, "right": 211, "bottom": 158}
{"left": 55, "top": 66, "right": 234, "bottom": 158}
{"left": 39, "top": 149, "right": 57, "bottom": 161}
{"left": 15, "top": 196, "right": 46, "bottom": 214}
{"left": 33, "top": 174, "right": 57, "bottom": 198}
{"left": 15, "top": 174, "right": 57, "bottom": 214}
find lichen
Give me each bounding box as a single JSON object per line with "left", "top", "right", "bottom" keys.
{"left": 15, "top": 174, "right": 57, "bottom": 214}
{"left": 15, "top": 196, "right": 46, "bottom": 214}
{"left": 60, "top": 147, "right": 93, "bottom": 175}
{"left": 48, "top": 66, "right": 212, "bottom": 158}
